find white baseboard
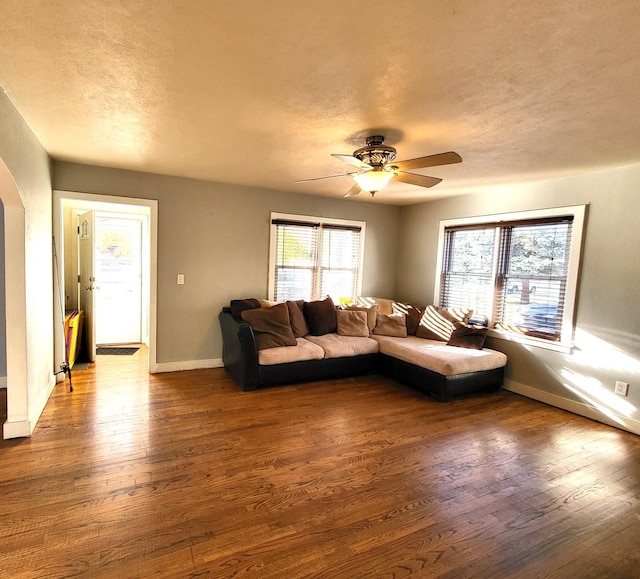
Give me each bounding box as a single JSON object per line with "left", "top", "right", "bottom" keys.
{"left": 3, "top": 374, "right": 57, "bottom": 439}
{"left": 3, "top": 418, "right": 31, "bottom": 438}
{"left": 503, "top": 379, "right": 640, "bottom": 436}
{"left": 150, "top": 358, "right": 224, "bottom": 373}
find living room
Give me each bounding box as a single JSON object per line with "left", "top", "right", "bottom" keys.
{"left": 2, "top": 1, "right": 640, "bottom": 575}
{"left": 1, "top": 0, "right": 639, "bottom": 438}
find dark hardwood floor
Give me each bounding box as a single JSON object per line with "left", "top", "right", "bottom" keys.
{"left": 1, "top": 350, "right": 639, "bottom": 578}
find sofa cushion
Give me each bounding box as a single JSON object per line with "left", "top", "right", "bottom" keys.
{"left": 373, "top": 312, "right": 408, "bottom": 338}
{"left": 306, "top": 333, "right": 379, "bottom": 359}
{"left": 304, "top": 296, "right": 337, "bottom": 335}
{"left": 342, "top": 304, "right": 378, "bottom": 332}
{"left": 373, "top": 335, "right": 507, "bottom": 376}
{"left": 257, "top": 337, "right": 325, "bottom": 365}
{"left": 336, "top": 310, "right": 370, "bottom": 337}
{"left": 447, "top": 323, "right": 488, "bottom": 350}
{"left": 392, "top": 302, "right": 424, "bottom": 335}
{"left": 230, "top": 298, "right": 261, "bottom": 318}
{"left": 287, "top": 299, "right": 310, "bottom": 337}
{"left": 416, "top": 305, "right": 473, "bottom": 341}
{"left": 356, "top": 296, "right": 394, "bottom": 315}
{"left": 241, "top": 302, "right": 297, "bottom": 350}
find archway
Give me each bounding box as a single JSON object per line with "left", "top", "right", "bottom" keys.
{"left": 0, "top": 158, "right": 29, "bottom": 439}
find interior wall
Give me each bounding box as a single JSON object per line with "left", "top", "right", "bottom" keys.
{"left": 396, "top": 163, "right": 640, "bottom": 434}
{"left": 53, "top": 161, "right": 401, "bottom": 367}
{"left": 0, "top": 88, "right": 54, "bottom": 438}
{"left": 0, "top": 200, "right": 6, "bottom": 387}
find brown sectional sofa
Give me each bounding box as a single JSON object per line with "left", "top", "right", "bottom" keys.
{"left": 219, "top": 297, "right": 507, "bottom": 401}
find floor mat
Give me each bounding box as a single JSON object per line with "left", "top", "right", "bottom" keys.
{"left": 96, "top": 347, "right": 140, "bottom": 356}
{"left": 71, "top": 361, "right": 90, "bottom": 370}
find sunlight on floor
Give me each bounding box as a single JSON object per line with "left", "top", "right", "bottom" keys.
{"left": 93, "top": 354, "right": 150, "bottom": 459}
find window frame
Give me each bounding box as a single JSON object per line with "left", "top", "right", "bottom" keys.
{"left": 268, "top": 212, "right": 366, "bottom": 303}
{"left": 434, "top": 205, "right": 587, "bottom": 353}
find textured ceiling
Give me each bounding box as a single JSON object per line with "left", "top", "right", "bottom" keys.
{"left": 1, "top": 1, "right": 640, "bottom": 205}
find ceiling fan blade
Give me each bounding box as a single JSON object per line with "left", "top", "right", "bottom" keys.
{"left": 295, "top": 171, "right": 357, "bottom": 183}
{"left": 393, "top": 151, "right": 462, "bottom": 172}
{"left": 343, "top": 183, "right": 362, "bottom": 198}
{"left": 394, "top": 171, "right": 442, "bottom": 188}
{"left": 331, "top": 154, "right": 372, "bottom": 170}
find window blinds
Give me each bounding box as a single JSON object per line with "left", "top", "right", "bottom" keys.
{"left": 440, "top": 216, "right": 574, "bottom": 341}
{"left": 272, "top": 219, "right": 362, "bottom": 303}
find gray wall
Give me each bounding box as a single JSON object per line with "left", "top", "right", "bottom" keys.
{"left": 396, "top": 164, "right": 640, "bottom": 433}
{"left": 53, "top": 162, "right": 401, "bottom": 364}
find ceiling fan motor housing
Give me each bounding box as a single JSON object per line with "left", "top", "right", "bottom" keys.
{"left": 353, "top": 135, "right": 397, "bottom": 167}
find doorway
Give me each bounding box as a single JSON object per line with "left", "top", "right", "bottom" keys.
{"left": 78, "top": 212, "right": 146, "bottom": 351}
{"left": 52, "top": 191, "right": 158, "bottom": 374}
{"left": 93, "top": 214, "right": 144, "bottom": 345}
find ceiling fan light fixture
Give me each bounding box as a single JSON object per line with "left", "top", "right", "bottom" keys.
{"left": 353, "top": 169, "right": 394, "bottom": 195}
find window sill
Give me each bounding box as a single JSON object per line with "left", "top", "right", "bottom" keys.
{"left": 487, "top": 328, "right": 574, "bottom": 354}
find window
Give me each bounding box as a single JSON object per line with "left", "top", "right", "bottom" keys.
{"left": 436, "top": 205, "right": 586, "bottom": 350}
{"left": 269, "top": 213, "right": 365, "bottom": 303}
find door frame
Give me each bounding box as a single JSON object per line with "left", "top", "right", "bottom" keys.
{"left": 92, "top": 211, "right": 146, "bottom": 346}
{"left": 52, "top": 190, "right": 158, "bottom": 373}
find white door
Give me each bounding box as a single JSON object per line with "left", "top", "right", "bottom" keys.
{"left": 78, "top": 211, "right": 96, "bottom": 361}
{"left": 94, "top": 214, "right": 143, "bottom": 345}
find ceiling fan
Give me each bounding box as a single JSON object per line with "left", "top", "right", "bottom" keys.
{"left": 296, "top": 135, "right": 462, "bottom": 197}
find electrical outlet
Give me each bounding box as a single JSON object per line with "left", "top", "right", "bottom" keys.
{"left": 614, "top": 381, "right": 629, "bottom": 396}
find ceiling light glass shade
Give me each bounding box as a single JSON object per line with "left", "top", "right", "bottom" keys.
{"left": 353, "top": 169, "right": 394, "bottom": 193}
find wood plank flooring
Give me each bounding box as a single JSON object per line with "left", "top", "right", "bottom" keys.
{"left": 1, "top": 350, "right": 639, "bottom": 578}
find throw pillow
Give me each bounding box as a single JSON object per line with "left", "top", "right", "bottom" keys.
{"left": 357, "top": 296, "right": 394, "bottom": 315}
{"left": 336, "top": 310, "right": 370, "bottom": 337}
{"left": 303, "top": 296, "right": 337, "bottom": 336}
{"left": 416, "top": 305, "right": 473, "bottom": 341}
{"left": 241, "top": 302, "right": 297, "bottom": 350}
{"left": 447, "top": 323, "right": 488, "bottom": 350}
{"left": 230, "top": 298, "right": 261, "bottom": 318}
{"left": 392, "top": 301, "right": 424, "bottom": 335}
{"left": 373, "top": 312, "right": 408, "bottom": 337}
{"left": 286, "top": 299, "right": 310, "bottom": 337}
{"left": 343, "top": 304, "right": 379, "bottom": 332}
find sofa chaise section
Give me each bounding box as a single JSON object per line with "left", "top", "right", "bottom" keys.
{"left": 373, "top": 335, "right": 507, "bottom": 401}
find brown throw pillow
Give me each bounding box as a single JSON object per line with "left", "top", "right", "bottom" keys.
{"left": 241, "top": 302, "right": 297, "bottom": 350}
{"left": 286, "top": 300, "right": 310, "bottom": 337}
{"left": 303, "top": 297, "right": 337, "bottom": 336}
{"left": 447, "top": 323, "right": 488, "bottom": 350}
{"left": 416, "top": 305, "right": 473, "bottom": 341}
{"left": 392, "top": 301, "right": 424, "bottom": 335}
{"left": 373, "top": 312, "right": 408, "bottom": 337}
{"left": 343, "top": 304, "right": 379, "bottom": 332}
{"left": 230, "top": 298, "right": 261, "bottom": 318}
{"left": 336, "top": 310, "right": 370, "bottom": 337}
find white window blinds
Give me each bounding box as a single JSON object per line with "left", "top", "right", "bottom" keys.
{"left": 273, "top": 219, "right": 319, "bottom": 302}
{"left": 438, "top": 207, "right": 584, "bottom": 346}
{"left": 271, "top": 216, "right": 364, "bottom": 303}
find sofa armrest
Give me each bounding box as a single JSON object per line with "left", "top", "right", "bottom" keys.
{"left": 219, "top": 308, "right": 259, "bottom": 390}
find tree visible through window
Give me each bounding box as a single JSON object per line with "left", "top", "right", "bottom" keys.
{"left": 437, "top": 206, "right": 586, "bottom": 347}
